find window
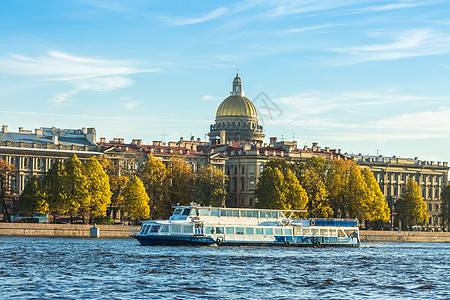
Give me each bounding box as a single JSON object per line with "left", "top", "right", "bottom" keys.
{"left": 226, "top": 227, "right": 234, "bottom": 235}
{"left": 249, "top": 180, "right": 255, "bottom": 191}
{"left": 241, "top": 179, "right": 245, "bottom": 191}
{"left": 242, "top": 166, "right": 245, "bottom": 174}
{"left": 182, "top": 209, "right": 191, "bottom": 216}
{"left": 274, "top": 228, "right": 283, "bottom": 235}
{"left": 236, "top": 227, "right": 244, "bottom": 235}
{"left": 215, "top": 227, "right": 224, "bottom": 234}
{"left": 173, "top": 208, "right": 182, "bottom": 215}
{"left": 245, "top": 227, "right": 254, "bottom": 235}
{"left": 171, "top": 225, "right": 182, "bottom": 233}
{"left": 198, "top": 209, "right": 209, "bottom": 216}
{"left": 183, "top": 226, "right": 193, "bottom": 234}
{"left": 150, "top": 225, "right": 161, "bottom": 233}
{"left": 160, "top": 225, "right": 169, "bottom": 233}
{"left": 284, "top": 228, "right": 292, "bottom": 236}
{"left": 205, "top": 226, "right": 214, "bottom": 234}
{"left": 255, "top": 228, "right": 263, "bottom": 235}
{"left": 210, "top": 209, "right": 219, "bottom": 217}
{"left": 264, "top": 228, "right": 273, "bottom": 235}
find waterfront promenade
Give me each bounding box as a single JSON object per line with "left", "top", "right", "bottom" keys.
{"left": 0, "top": 223, "right": 449, "bottom": 242}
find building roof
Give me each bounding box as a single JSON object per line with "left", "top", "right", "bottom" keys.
{"left": 216, "top": 95, "right": 257, "bottom": 118}
{"left": 0, "top": 132, "right": 93, "bottom": 146}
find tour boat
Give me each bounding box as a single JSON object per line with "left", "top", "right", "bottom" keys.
{"left": 131, "top": 204, "right": 360, "bottom": 247}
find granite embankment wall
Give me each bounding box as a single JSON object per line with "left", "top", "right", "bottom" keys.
{"left": 1, "top": 224, "right": 449, "bottom": 242}
{"left": 0, "top": 223, "right": 140, "bottom": 238}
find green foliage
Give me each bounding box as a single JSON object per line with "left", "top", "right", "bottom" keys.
{"left": 124, "top": 176, "right": 150, "bottom": 221}
{"left": 83, "top": 157, "right": 112, "bottom": 221}
{"left": 440, "top": 185, "right": 450, "bottom": 231}
{"left": 397, "top": 178, "right": 429, "bottom": 229}
{"left": 191, "top": 164, "right": 228, "bottom": 207}
{"left": 19, "top": 176, "right": 48, "bottom": 217}
{"left": 44, "top": 161, "right": 67, "bottom": 219}
{"left": 64, "top": 154, "right": 89, "bottom": 220}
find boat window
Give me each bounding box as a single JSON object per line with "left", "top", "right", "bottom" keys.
{"left": 236, "top": 227, "right": 244, "bottom": 235}
{"left": 210, "top": 209, "right": 219, "bottom": 217}
{"left": 150, "top": 225, "right": 161, "bottom": 233}
{"left": 140, "top": 225, "right": 149, "bottom": 234}
{"left": 205, "top": 226, "right": 215, "bottom": 234}
{"left": 172, "top": 225, "right": 182, "bottom": 233}
{"left": 229, "top": 210, "right": 239, "bottom": 217}
{"left": 173, "top": 208, "right": 182, "bottom": 216}
{"left": 220, "top": 210, "right": 227, "bottom": 217}
{"left": 182, "top": 209, "right": 191, "bottom": 216}
{"left": 245, "top": 227, "right": 254, "bottom": 235}
{"left": 264, "top": 228, "right": 273, "bottom": 235}
{"left": 273, "top": 212, "right": 280, "bottom": 219}
{"left": 240, "top": 210, "right": 247, "bottom": 217}
{"left": 215, "top": 227, "right": 224, "bottom": 234}
{"left": 183, "top": 226, "right": 193, "bottom": 234}
{"left": 160, "top": 225, "right": 169, "bottom": 233}
{"left": 255, "top": 228, "right": 263, "bottom": 235}
{"left": 226, "top": 227, "right": 234, "bottom": 234}
{"left": 274, "top": 228, "right": 283, "bottom": 235}
{"left": 259, "top": 211, "right": 268, "bottom": 218}
{"left": 198, "top": 209, "right": 209, "bottom": 216}
{"left": 284, "top": 228, "right": 292, "bottom": 236}
{"left": 248, "top": 211, "right": 258, "bottom": 218}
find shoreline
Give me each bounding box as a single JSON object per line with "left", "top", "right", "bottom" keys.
{"left": 1, "top": 223, "right": 449, "bottom": 242}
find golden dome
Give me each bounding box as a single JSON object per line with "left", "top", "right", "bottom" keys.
{"left": 216, "top": 96, "right": 257, "bottom": 118}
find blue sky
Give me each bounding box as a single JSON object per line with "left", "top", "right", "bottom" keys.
{"left": 1, "top": 0, "right": 450, "bottom": 164}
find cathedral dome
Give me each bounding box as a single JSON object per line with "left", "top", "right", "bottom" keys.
{"left": 216, "top": 95, "right": 257, "bottom": 118}
{"left": 215, "top": 72, "right": 257, "bottom": 118}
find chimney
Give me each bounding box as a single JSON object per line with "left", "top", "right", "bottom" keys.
{"left": 19, "top": 127, "right": 23, "bottom": 133}
{"left": 100, "top": 137, "right": 106, "bottom": 143}
{"left": 270, "top": 137, "right": 277, "bottom": 144}
{"left": 132, "top": 139, "right": 142, "bottom": 147}
{"left": 58, "top": 129, "right": 65, "bottom": 136}
{"left": 52, "top": 136, "right": 59, "bottom": 145}
{"left": 86, "top": 128, "right": 97, "bottom": 145}
{"left": 2, "top": 125, "right": 7, "bottom": 133}
{"left": 325, "top": 147, "right": 330, "bottom": 152}
{"left": 82, "top": 127, "right": 87, "bottom": 134}
{"left": 35, "top": 128, "right": 43, "bottom": 135}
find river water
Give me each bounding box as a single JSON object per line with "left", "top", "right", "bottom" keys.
{"left": 0, "top": 237, "right": 449, "bottom": 299}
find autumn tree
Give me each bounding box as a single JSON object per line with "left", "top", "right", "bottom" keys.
{"left": 397, "top": 178, "right": 429, "bottom": 230}
{"left": 191, "top": 164, "right": 228, "bottom": 207}
{"left": 44, "top": 161, "right": 67, "bottom": 223}
{"left": 123, "top": 176, "right": 150, "bottom": 222}
{"left": 255, "top": 160, "right": 308, "bottom": 211}
{"left": 362, "top": 168, "right": 390, "bottom": 227}
{"left": 96, "top": 155, "right": 129, "bottom": 221}
{"left": 440, "top": 185, "right": 450, "bottom": 231}
{"left": 83, "top": 157, "right": 112, "bottom": 223}
{"left": 19, "top": 176, "right": 48, "bottom": 217}
{"left": 139, "top": 154, "right": 167, "bottom": 219}
{"left": 63, "top": 154, "right": 89, "bottom": 223}
{"left": 164, "top": 157, "right": 194, "bottom": 215}
{"left": 327, "top": 159, "right": 351, "bottom": 218}
{"left": 0, "top": 159, "right": 17, "bottom": 222}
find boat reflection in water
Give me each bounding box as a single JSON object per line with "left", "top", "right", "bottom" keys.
{"left": 131, "top": 204, "right": 360, "bottom": 247}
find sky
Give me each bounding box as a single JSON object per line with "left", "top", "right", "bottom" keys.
{"left": 1, "top": 0, "right": 450, "bottom": 165}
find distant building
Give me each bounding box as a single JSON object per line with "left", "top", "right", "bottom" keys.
{"left": 0, "top": 125, "right": 101, "bottom": 218}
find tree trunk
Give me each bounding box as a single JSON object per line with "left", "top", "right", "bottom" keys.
{"left": 0, "top": 189, "right": 11, "bottom": 222}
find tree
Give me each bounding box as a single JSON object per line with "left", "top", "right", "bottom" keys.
{"left": 123, "top": 176, "right": 150, "bottom": 222}
{"left": 164, "top": 157, "right": 194, "bottom": 216}
{"left": 19, "top": 176, "right": 48, "bottom": 217}
{"left": 139, "top": 154, "right": 167, "bottom": 219}
{"left": 96, "top": 155, "right": 129, "bottom": 221}
{"left": 303, "top": 169, "right": 332, "bottom": 218}
{"left": 44, "top": 161, "right": 67, "bottom": 222}
{"left": 191, "top": 164, "right": 228, "bottom": 207}
{"left": 362, "top": 168, "right": 390, "bottom": 226}
{"left": 439, "top": 185, "right": 450, "bottom": 231}
{"left": 0, "top": 159, "right": 17, "bottom": 222}
{"left": 255, "top": 160, "right": 308, "bottom": 211}
{"left": 63, "top": 154, "right": 89, "bottom": 223}
{"left": 83, "top": 157, "right": 112, "bottom": 223}
{"left": 397, "top": 178, "right": 429, "bottom": 230}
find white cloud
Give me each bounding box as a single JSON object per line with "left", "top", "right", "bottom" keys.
{"left": 0, "top": 51, "right": 157, "bottom": 104}
{"left": 333, "top": 29, "right": 450, "bottom": 64}
{"left": 202, "top": 94, "right": 216, "bottom": 101}
{"left": 162, "top": 7, "right": 227, "bottom": 25}
{"left": 358, "top": 1, "right": 425, "bottom": 12}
